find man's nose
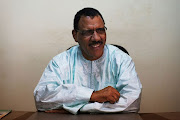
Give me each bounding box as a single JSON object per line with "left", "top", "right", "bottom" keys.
{"left": 91, "top": 31, "right": 101, "bottom": 41}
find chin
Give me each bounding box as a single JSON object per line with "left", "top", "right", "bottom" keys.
{"left": 92, "top": 52, "right": 103, "bottom": 60}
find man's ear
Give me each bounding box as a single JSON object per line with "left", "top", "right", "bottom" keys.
{"left": 72, "top": 30, "right": 78, "bottom": 42}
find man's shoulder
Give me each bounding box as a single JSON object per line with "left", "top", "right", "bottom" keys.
{"left": 52, "top": 45, "right": 79, "bottom": 62}
{"left": 106, "top": 44, "right": 132, "bottom": 63}
{"left": 106, "top": 44, "right": 128, "bottom": 56}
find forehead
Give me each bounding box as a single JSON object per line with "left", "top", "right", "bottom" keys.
{"left": 78, "top": 15, "right": 104, "bottom": 29}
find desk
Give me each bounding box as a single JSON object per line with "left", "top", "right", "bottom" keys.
{"left": 140, "top": 112, "right": 180, "bottom": 120}
{"left": 27, "top": 112, "right": 142, "bottom": 120}
{"left": 1, "top": 111, "right": 34, "bottom": 120}
{"left": 2, "top": 111, "right": 180, "bottom": 120}
{"left": 2, "top": 111, "right": 142, "bottom": 120}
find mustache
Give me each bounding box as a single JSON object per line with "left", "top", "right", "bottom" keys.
{"left": 89, "top": 41, "right": 103, "bottom": 46}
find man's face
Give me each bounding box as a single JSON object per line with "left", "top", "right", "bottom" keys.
{"left": 73, "top": 15, "right": 106, "bottom": 61}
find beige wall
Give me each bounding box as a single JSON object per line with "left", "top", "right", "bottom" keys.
{"left": 0, "top": 0, "right": 180, "bottom": 112}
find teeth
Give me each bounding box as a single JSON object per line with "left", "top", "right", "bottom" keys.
{"left": 91, "top": 43, "right": 100, "bottom": 48}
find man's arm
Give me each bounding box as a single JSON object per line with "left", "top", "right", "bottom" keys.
{"left": 44, "top": 86, "right": 120, "bottom": 114}
{"left": 34, "top": 57, "right": 94, "bottom": 114}
{"left": 90, "top": 86, "right": 120, "bottom": 104}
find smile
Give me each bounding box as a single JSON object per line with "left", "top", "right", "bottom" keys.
{"left": 92, "top": 43, "right": 101, "bottom": 48}
{"left": 89, "top": 41, "right": 103, "bottom": 48}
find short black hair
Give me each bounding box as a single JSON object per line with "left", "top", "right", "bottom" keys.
{"left": 73, "top": 7, "right": 105, "bottom": 31}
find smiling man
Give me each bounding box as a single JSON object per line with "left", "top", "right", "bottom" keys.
{"left": 34, "top": 8, "right": 142, "bottom": 114}
{"left": 72, "top": 15, "right": 106, "bottom": 61}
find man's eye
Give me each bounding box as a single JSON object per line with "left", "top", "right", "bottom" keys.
{"left": 98, "top": 28, "right": 105, "bottom": 31}
{"left": 97, "top": 28, "right": 105, "bottom": 33}
{"left": 83, "top": 30, "right": 93, "bottom": 35}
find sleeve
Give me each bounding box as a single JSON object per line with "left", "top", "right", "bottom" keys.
{"left": 114, "top": 54, "right": 142, "bottom": 113}
{"left": 80, "top": 50, "right": 142, "bottom": 113}
{"left": 34, "top": 54, "right": 94, "bottom": 114}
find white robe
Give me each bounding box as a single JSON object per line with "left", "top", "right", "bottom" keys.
{"left": 34, "top": 44, "right": 142, "bottom": 114}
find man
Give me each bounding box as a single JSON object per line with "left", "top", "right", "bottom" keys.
{"left": 34, "top": 7, "right": 142, "bottom": 114}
